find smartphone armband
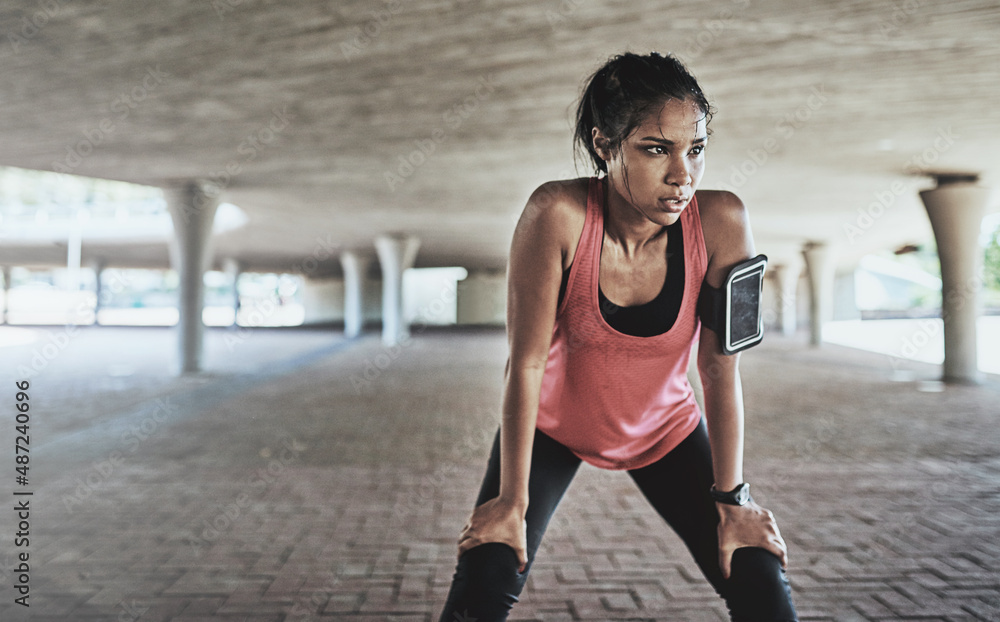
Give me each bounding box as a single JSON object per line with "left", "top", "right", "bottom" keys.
{"left": 697, "top": 254, "right": 768, "bottom": 355}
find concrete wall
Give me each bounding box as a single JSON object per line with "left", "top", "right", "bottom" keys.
{"left": 362, "top": 277, "right": 382, "bottom": 324}
{"left": 457, "top": 270, "right": 506, "bottom": 326}
{"left": 300, "top": 277, "right": 344, "bottom": 324}
{"left": 300, "top": 272, "right": 384, "bottom": 327}
{"left": 833, "top": 269, "right": 860, "bottom": 321}
{"left": 403, "top": 268, "right": 463, "bottom": 325}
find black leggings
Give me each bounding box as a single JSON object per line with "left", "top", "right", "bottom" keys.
{"left": 437, "top": 417, "right": 798, "bottom": 621}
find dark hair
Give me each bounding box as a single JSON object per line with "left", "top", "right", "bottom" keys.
{"left": 574, "top": 52, "right": 714, "bottom": 175}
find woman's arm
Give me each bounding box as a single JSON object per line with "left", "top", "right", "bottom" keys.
{"left": 457, "top": 180, "right": 582, "bottom": 571}
{"left": 697, "top": 190, "right": 754, "bottom": 492}
{"left": 698, "top": 328, "right": 746, "bottom": 492}
{"left": 696, "top": 190, "right": 788, "bottom": 579}
{"left": 498, "top": 182, "right": 574, "bottom": 507}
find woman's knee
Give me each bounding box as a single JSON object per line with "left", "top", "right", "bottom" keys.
{"left": 442, "top": 542, "right": 528, "bottom": 619}
{"left": 460, "top": 541, "right": 527, "bottom": 583}
{"left": 724, "top": 547, "right": 797, "bottom": 621}
{"left": 729, "top": 546, "right": 787, "bottom": 582}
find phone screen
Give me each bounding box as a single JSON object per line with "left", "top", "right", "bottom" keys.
{"left": 727, "top": 262, "right": 765, "bottom": 350}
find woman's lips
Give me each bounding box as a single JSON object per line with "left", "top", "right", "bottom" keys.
{"left": 658, "top": 196, "right": 688, "bottom": 212}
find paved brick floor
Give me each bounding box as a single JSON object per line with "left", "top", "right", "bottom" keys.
{"left": 0, "top": 324, "right": 997, "bottom": 621}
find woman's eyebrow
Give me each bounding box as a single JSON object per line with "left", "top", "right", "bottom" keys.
{"left": 639, "top": 136, "right": 708, "bottom": 145}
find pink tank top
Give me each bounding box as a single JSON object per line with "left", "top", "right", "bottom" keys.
{"left": 535, "top": 176, "right": 708, "bottom": 470}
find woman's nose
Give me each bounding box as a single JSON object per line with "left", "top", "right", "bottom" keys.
{"left": 664, "top": 157, "right": 692, "bottom": 186}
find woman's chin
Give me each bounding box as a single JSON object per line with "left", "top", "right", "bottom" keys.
{"left": 650, "top": 209, "right": 683, "bottom": 226}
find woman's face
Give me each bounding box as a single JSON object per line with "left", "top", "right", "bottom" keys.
{"left": 594, "top": 97, "right": 708, "bottom": 226}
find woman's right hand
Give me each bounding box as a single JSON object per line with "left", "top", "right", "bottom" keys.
{"left": 457, "top": 496, "right": 528, "bottom": 572}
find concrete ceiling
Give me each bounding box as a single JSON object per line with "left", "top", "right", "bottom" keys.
{"left": 2, "top": 0, "right": 999, "bottom": 276}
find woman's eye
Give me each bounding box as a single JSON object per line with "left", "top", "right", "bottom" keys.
{"left": 646, "top": 146, "right": 667, "bottom": 155}
{"left": 689, "top": 145, "right": 705, "bottom": 156}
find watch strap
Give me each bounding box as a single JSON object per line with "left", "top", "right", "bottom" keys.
{"left": 710, "top": 482, "right": 751, "bottom": 505}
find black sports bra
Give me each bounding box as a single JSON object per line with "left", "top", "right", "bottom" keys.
{"left": 557, "top": 218, "right": 685, "bottom": 337}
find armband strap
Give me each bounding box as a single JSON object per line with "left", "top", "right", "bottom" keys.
{"left": 697, "top": 254, "right": 768, "bottom": 355}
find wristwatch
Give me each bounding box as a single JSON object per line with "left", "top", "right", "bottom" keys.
{"left": 710, "top": 482, "right": 751, "bottom": 506}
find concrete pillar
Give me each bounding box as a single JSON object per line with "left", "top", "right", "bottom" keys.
{"left": 770, "top": 259, "right": 802, "bottom": 337}
{"left": 66, "top": 216, "right": 83, "bottom": 291}
{"left": 802, "top": 241, "right": 836, "bottom": 347}
{"left": 164, "top": 180, "right": 221, "bottom": 374}
{"left": 340, "top": 250, "right": 373, "bottom": 338}
{"left": 222, "top": 257, "right": 243, "bottom": 327}
{"left": 87, "top": 257, "right": 107, "bottom": 325}
{"left": 919, "top": 179, "right": 992, "bottom": 383}
{"left": 1, "top": 265, "right": 10, "bottom": 324}
{"left": 374, "top": 234, "right": 420, "bottom": 346}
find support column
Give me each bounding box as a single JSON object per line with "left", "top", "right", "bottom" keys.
{"left": 66, "top": 215, "right": 83, "bottom": 291}
{"left": 87, "top": 257, "right": 106, "bottom": 325}
{"left": 1, "top": 265, "right": 10, "bottom": 324}
{"left": 340, "top": 250, "right": 373, "bottom": 338}
{"left": 802, "top": 241, "right": 836, "bottom": 347}
{"left": 919, "top": 178, "right": 991, "bottom": 384}
{"left": 374, "top": 234, "right": 420, "bottom": 346}
{"left": 222, "top": 257, "right": 243, "bottom": 328}
{"left": 770, "top": 259, "right": 802, "bottom": 337}
{"left": 164, "top": 180, "right": 221, "bottom": 374}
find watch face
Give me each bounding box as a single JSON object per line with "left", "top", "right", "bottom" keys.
{"left": 736, "top": 485, "right": 750, "bottom": 504}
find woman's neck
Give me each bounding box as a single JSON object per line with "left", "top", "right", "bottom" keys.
{"left": 602, "top": 178, "right": 668, "bottom": 259}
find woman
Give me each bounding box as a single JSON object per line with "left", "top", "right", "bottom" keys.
{"left": 437, "top": 52, "right": 798, "bottom": 621}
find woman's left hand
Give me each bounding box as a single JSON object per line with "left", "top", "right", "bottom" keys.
{"left": 716, "top": 500, "right": 788, "bottom": 579}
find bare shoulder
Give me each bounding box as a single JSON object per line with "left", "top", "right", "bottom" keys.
{"left": 518, "top": 177, "right": 591, "bottom": 269}
{"left": 523, "top": 177, "right": 589, "bottom": 223}
{"left": 695, "top": 189, "right": 749, "bottom": 226}
{"left": 694, "top": 189, "right": 756, "bottom": 285}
